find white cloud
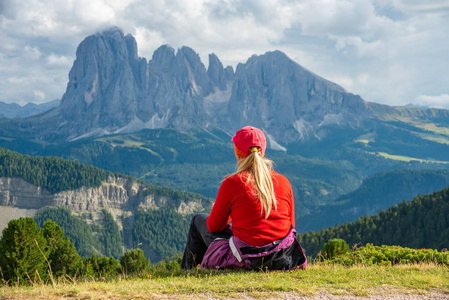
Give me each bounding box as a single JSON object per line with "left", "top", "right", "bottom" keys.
{"left": 23, "top": 45, "right": 42, "bottom": 60}
{"left": 33, "top": 90, "right": 46, "bottom": 101}
{"left": 416, "top": 94, "right": 449, "bottom": 109}
{"left": 388, "top": 0, "right": 449, "bottom": 15}
{"left": 0, "top": 0, "right": 447, "bottom": 108}
{"left": 332, "top": 36, "right": 387, "bottom": 56}
{"left": 46, "top": 54, "right": 72, "bottom": 68}
{"left": 8, "top": 77, "right": 28, "bottom": 84}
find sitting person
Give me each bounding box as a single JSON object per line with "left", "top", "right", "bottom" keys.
{"left": 181, "top": 126, "right": 307, "bottom": 270}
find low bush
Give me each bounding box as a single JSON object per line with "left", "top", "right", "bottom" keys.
{"left": 329, "top": 243, "right": 449, "bottom": 266}
{"left": 120, "top": 249, "right": 150, "bottom": 275}
{"left": 319, "top": 238, "right": 349, "bottom": 260}
{"left": 81, "top": 255, "right": 121, "bottom": 278}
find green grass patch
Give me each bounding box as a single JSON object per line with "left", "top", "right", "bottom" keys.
{"left": 415, "top": 132, "right": 449, "bottom": 145}
{"left": 354, "top": 132, "right": 376, "bottom": 145}
{"left": 1, "top": 264, "right": 448, "bottom": 299}
{"left": 368, "top": 151, "right": 449, "bottom": 164}
{"left": 416, "top": 123, "right": 449, "bottom": 136}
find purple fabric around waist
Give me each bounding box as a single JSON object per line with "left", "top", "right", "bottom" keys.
{"left": 200, "top": 228, "right": 307, "bottom": 270}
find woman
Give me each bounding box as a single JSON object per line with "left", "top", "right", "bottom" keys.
{"left": 181, "top": 126, "right": 307, "bottom": 270}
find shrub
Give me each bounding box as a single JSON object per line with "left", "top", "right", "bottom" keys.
{"left": 41, "top": 220, "right": 81, "bottom": 277}
{"left": 331, "top": 244, "right": 449, "bottom": 266}
{"left": 120, "top": 249, "right": 150, "bottom": 275}
{"left": 81, "top": 255, "right": 121, "bottom": 278}
{"left": 320, "top": 239, "right": 349, "bottom": 260}
{"left": 0, "top": 218, "right": 49, "bottom": 285}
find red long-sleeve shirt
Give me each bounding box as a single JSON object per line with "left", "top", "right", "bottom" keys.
{"left": 207, "top": 170, "right": 295, "bottom": 247}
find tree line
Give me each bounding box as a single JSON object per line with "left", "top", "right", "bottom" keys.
{"left": 0, "top": 146, "right": 213, "bottom": 205}
{"left": 0, "top": 147, "right": 112, "bottom": 193}
{"left": 298, "top": 185, "right": 449, "bottom": 257}
{"left": 0, "top": 146, "right": 213, "bottom": 262}
{"left": 34, "top": 207, "right": 123, "bottom": 258}
{"left": 0, "top": 217, "right": 152, "bottom": 285}
{"left": 132, "top": 207, "right": 192, "bottom": 261}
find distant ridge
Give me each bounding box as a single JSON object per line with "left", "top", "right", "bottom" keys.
{"left": 0, "top": 99, "right": 59, "bottom": 118}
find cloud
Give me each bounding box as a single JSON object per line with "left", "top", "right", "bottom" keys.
{"left": 0, "top": 0, "right": 447, "bottom": 108}
{"left": 46, "top": 54, "right": 72, "bottom": 68}
{"left": 388, "top": 0, "right": 449, "bottom": 15}
{"left": 416, "top": 94, "right": 449, "bottom": 109}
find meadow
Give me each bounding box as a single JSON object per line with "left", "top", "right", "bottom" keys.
{"left": 1, "top": 263, "right": 448, "bottom": 299}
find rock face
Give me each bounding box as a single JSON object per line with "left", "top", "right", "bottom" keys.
{"left": 1, "top": 27, "right": 376, "bottom": 146}
{"left": 58, "top": 28, "right": 147, "bottom": 139}
{"left": 53, "top": 28, "right": 236, "bottom": 139}
{"left": 0, "top": 176, "right": 206, "bottom": 246}
{"left": 220, "top": 51, "right": 371, "bottom": 144}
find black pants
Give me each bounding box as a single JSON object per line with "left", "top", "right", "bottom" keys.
{"left": 181, "top": 213, "right": 232, "bottom": 269}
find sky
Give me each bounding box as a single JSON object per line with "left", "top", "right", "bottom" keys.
{"left": 0, "top": 0, "right": 448, "bottom": 108}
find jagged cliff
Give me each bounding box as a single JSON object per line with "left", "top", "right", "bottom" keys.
{"left": 0, "top": 176, "right": 207, "bottom": 247}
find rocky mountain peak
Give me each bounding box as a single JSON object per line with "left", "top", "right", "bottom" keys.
{"left": 150, "top": 45, "right": 175, "bottom": 68}
{"left": 222, "top": 50, "right": 371, "bottom": 144}
{"left": 207, "top": 53, "right": 231, "bottom": 91}
{"left": 57, "top": 27, "right": 146, "bottom": 139}
{"left": 1, "top": 27, "right": 378, "bottom": 147}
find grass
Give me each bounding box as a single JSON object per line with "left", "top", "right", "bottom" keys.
{"left": 368, "top": 151, "right": 449, "bottom": 164}
{"left": 415, "top": 132, "right": 449, "bottom": 145}
{"left": 416, "top": 123, "right": 449, "bottom": 136}
{"left": 1, "top": 263, "right": 448, "bottom": 299}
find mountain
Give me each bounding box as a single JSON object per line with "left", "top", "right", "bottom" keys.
{"left": 0, "top": 27, "right": 384, "bottom": 145}
{"left": 0, "top": 28, "right": 234, "bottom": 141}
{"left": 3, "top": 27, "right": 449, "bottom": 151}
{"left": 221, "top": 50, "right": 372, "bottom": 144}
{"left": 2, "top": 27, "right": 449, "bottom": 153}
{"left": 0, "top": 100, "right": 59, "bottom": 118}
{"left": 298, "top": 183, "right": 449, "bottom": 257}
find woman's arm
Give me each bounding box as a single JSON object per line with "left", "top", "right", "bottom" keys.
{"left": 283, "top": 175, "right": 295, "bottom": 228}
{"left": 290, "top": 186, "right": 295, "bottom": 228}
{"left": 207, "top": 178, "right": 232, "bottom": 232}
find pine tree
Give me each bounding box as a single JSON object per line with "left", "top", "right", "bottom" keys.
{"left": 0, "top": 218, "right": 49, "bottom": 285}
{"left": 41, "top": 220, "right": 81, "bottom": 277}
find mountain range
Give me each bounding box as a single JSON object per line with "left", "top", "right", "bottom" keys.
{"left": 0, "top": 100, "right": 59, "bottom": 119}
{"left": 4, "top": 26, "right": 448, "bottom": 147}
{"left": 2, "top": 27, "right": 449, "bottom": 235}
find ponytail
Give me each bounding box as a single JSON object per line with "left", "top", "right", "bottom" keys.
{"left": 233, "top": 148, "right": 277, "bottom": 218}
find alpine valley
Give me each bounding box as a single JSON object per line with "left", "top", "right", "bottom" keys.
{"left": 2, "top": 27, "right": 449, "bottom": 260}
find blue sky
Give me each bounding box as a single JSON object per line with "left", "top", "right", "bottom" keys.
{"left": 1, "top": 0, "right": 448, "bottom": 108}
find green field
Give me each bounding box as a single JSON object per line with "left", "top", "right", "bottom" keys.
{"left": 369, "top": 151, "right": 449, "bottom": 164}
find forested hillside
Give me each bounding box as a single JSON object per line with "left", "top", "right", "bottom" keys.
{"left": 33, "top": 208, "right": 123, "bottom": 258}
{"left": 0, "top": 147, "right": 112, "bottom": 193}
{"left": 0, "top": 146, "right": 213, "bottom": 203}
{"left": 300, "top": 169, "right": 449, "bottom": 232}
{"left": 0, "top": 147, "right": 212, "bottom": 262}
{"left": 298, "top": 185, "right": 449, "bottom": 257}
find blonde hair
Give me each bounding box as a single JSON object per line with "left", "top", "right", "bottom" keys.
{"left": 232, "top": 147, "right": 277, "bottom": 218}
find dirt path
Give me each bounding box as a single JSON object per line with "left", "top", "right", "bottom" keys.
{"left": 258, "top": 293, "right": 447, "bottom": 300}
{"left": 200, "top": 292, "right": 449, "bottom": 300}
